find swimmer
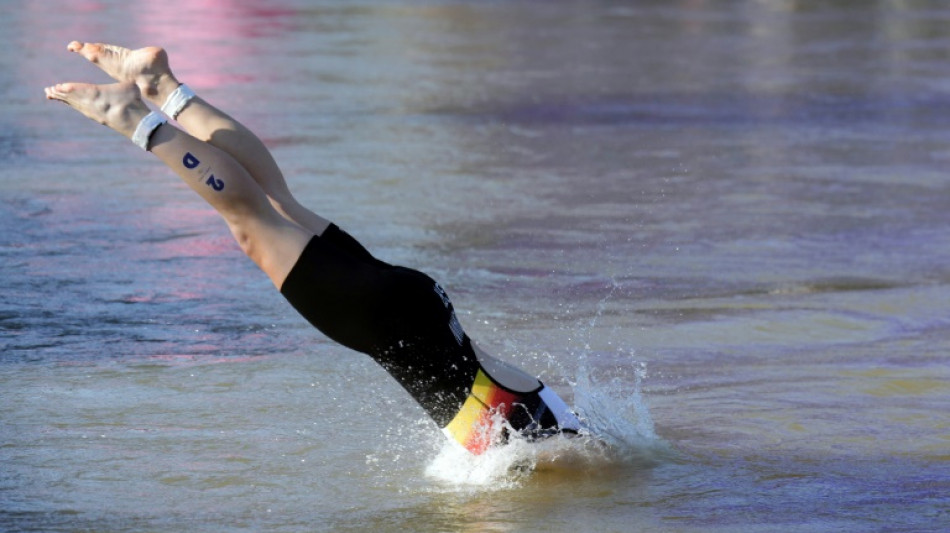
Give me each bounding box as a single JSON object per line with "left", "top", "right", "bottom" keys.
{"left": 45, "top": 42, "right": 582, "bottom": 455}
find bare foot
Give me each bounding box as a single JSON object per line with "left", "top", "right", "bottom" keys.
{"left": 67, "top": 41, "right": 180, "bottom": 105}
{"left": 44, "top": 81, "right": 149, "bottom": 139}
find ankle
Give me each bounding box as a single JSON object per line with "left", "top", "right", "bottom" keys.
{"left": 118, "top": 105, "right": 153, "bottom": 140}
{"left": 146, "top": 73, "right": 181, "bottom": 107}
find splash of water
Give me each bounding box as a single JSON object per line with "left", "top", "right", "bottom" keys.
{"left": 419, "top": 352, "right": 665, "bottom": 491}
{"left": 424, "top": 431, "right": 538, "bottom": 490}
{"left": 572, "top": 352, "right": 662, "bottom": 457}
{"left": 568, "top": 277, "right": 664, "bottom": 458}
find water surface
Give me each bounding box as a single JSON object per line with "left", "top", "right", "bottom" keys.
{"left": 2, "top": 1, "right": 949, "bottom": 531}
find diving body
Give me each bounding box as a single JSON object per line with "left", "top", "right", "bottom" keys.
{"left": 45, "top": 41, "right": 582, "bottom": 455}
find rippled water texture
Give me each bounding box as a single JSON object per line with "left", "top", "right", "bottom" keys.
{"left": 2, "top": 1, "right": 950, "bottom": 531}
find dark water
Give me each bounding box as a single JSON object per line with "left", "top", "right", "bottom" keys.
{"left": 2, "top": 1, "right": 950, "bottom": 531}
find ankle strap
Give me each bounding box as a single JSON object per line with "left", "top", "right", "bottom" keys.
{"left": 131, "top": 111, "right": 167, "bottom": 151}
{"left": 161, "top": 84, "right": 196, "bottom": 119}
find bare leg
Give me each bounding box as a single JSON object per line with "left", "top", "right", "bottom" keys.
{"left": 66, "top": 41, "right": 331, "bottom": 236}
{"left": 44, "top": 81, "right": 311, "bottom": 288}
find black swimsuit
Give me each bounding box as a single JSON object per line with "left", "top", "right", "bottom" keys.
{"left": 279, "top": 225, "right": 580, "bottom": 452}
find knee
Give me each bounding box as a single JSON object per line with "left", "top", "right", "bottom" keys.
{"left": 228, "top": 222, "right": 259, "bottom": 261}
{"left": 267, "top": 192, "right": 298, "bottom": 217}
{"left": 223, "top": 205, "right": 270, "bottom": 260}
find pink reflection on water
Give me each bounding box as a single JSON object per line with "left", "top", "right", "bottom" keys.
{"left": 129, "top": 0, "right": 300, "bottom": 89}
{"left": 21, "top": 1, "right": 299, "bottom": 89}
{"left": 65, "top": 1, "right": 109, "bottom": 13}
{"left": 140, "top": 353, "right": 281, "bottom": 367}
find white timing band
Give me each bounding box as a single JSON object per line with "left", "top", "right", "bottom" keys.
{"left": 161, "top": 83, "right": 196, "bottom": 119}
{"left": 130, "top": 111, "right": 168, "bottom": 151}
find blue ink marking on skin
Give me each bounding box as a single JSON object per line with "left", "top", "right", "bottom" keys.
{"left": 183, "top": 152, "right": 199, "bottom": 169}
{"left": 206, "top": 175, "right": 224, "bottom": 191}
{"left": 183, "top": 152, "right": 223, "bottom": 191}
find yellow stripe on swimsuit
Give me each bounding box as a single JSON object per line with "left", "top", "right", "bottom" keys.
{"left": 442, "top": 369, "right": 521, "bottom": 454}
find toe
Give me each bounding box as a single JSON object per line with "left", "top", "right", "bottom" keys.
{"left": 44, "top": 85, "right": 65, "bottom": 100}
{"left": 55, "top": 83, "right": 76, "bottom": 94}
{"left": 70, "top": 42, "right": 103, "bottom": 62}
{"left": 67, "top": 41, "right": 84, "bottom": 52}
